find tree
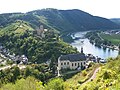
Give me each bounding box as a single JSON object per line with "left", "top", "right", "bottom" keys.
{"left": 0, "top": 77, "right": 44, "bottom": 90}
{"left": 12, "top": 66, "right": 20, "bottom": 82}
{"left": 103, "top": 40, "right": 108, "bottom": 45}
{"left": 25, "top": 67, "right": 31, "bottom": 77}
{"left": 49, "top": 55, "right": 56, "bottom": 74}
{"left": 46, "top": 78, "right": 64, "bottom": 90}
{"left": 103, "top": 71, "right": 111, "bottom": 79}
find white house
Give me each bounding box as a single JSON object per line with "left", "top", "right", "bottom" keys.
{"left": 58, "top": 53, "right": 87, "bottom": 70}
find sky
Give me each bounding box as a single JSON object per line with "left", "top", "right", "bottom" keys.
{"left": 0, "top": 0, "right": 120, "bottom": 18}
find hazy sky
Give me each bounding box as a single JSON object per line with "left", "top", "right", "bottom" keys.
{"left": 0, "top": 0, "right": 119, "bottom": 18}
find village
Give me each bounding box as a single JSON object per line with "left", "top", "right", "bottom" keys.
{"left": 0, "top": 42, "right": 106, "bottom": 77}
{"left": 0, "top": 45, "right": 28, "bottom": 66}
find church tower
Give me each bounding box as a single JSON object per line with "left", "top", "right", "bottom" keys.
{"left": 81, "top": 47, "right": 83, "bottom": 53}
{"left": 40, "top": 25, "right": 44, "bottom": 32}
{"left": 37, "top": 25, "right": 44, "bottom": 36}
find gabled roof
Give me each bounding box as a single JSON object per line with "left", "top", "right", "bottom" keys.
{"left": 59, "top": 53, "right": 86, "bottom": 62}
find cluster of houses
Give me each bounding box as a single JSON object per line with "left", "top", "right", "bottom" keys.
{"left": 0, "top": 45, "right": 28, "bottom": 64}
{"left": 104, "top": 30, "right": 120, "bottom": 35}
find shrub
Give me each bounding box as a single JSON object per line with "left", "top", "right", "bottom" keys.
{"left": 45, "top": 78, "right": 64, "bottom": 90}
{"left": 82, "top": 70, "right": 87, "bottom": 76}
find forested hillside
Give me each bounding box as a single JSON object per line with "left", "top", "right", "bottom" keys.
{"left": 0, "top": 20, "right": 78, "bottom": 63}
{"left": 0, "top": 8, "right": 119, "bottom": 34}
{"left": 111, "top": 18, "right": 120, "bottom": 25}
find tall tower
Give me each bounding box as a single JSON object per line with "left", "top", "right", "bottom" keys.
{"left": 37, "top": 25, "right": 44, "bottom": 36}
{"left": 40, "top": 25, "right": 44, "bottom": 32}
{"left": 81, "top": 47, "right": 83, "bottom": 53}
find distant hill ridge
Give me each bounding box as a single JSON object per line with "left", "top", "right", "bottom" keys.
{"left": 110, "top": 18, "right": 120, "bottom": 25}
{"left": 0, "top": 8, "right": 120, "bottom": 33}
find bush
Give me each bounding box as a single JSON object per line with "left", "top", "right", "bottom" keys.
{"left": 0, "top": 77, "right": 44, "bottom": 90}
{"left": 82, "top": 70, "right": 87, "bottom": 76}
{"left": 45, "top": 78, "right": 64, "bottom": 90}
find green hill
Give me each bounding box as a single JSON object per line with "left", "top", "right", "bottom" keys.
{"left": 110, "top": 18, "right": 120, "bottom": 25}
{"left": 0, "top": 8, "right": 120, "bottom": 34}
{"left": 63, "top": 56, "right": 120, "bottom": 90}
{"left": 79, "top": 56, "right": 120, "bottom": 90}
{"left": 0, "top": 20, "right": 78, "bottom": 63}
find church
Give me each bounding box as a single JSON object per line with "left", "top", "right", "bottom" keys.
{"left": 58, "top": 47, "right": 87, "bottom": 70}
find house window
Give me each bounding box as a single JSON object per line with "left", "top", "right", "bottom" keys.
{"left": 75, "top": 63, "right": 76, "bottom": 66}
{"left": 64, "top": 62, "right": 66, "bottom": 65}
{"left": 72, "top": 63, "right": 73, "bottom": 66}
{"left": 61, "top": 63, "right": 63, "bottom": 65}
{"left": 67, "top": 62, "right": 69, "bottom": 65}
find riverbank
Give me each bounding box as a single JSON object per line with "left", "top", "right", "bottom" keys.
{"left": 85, "top": 31, "right": 120, "bottom": 51}
{"left": 101, "top": 44, "right": 119, "bottom": 51}
{"left": 71, "top": 31, "right": 119, "bottom": 59}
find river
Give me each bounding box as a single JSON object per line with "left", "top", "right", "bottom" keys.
{"left": 70, "top": 32, "right": 119, "bottom": 59}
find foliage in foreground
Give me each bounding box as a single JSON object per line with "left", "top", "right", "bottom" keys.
{"left": 65, "top": 63, "right": 100, "bottom": 89}
{"left": 0, "top": 77, "right": 44, "bottom": 90}
{"left": 1, "top": 56, "right": 120, "bottom": 90}
{"left": 79, "top": 56, "right": 120, "bottom": 90}
{"left": 0, "top": 77, "right": 66, "bottom": 90}
{"left": 0, "top": 64, "right": 52, "bottom": 87}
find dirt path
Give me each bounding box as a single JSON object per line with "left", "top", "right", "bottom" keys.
{"left": 83, "top": 67, "right": 100, "bottom": 84}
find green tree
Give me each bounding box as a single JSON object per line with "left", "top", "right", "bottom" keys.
{"left": 12, "top": 66, "right": 20, "bottom": 82}
{"left": 25, "top": 67, "right": 31, "bottom": 77}
{"left": 0, "top": 77, "right": 44, "bottom": 90}
{"left": 49, "top": 55, "right": 56, "bottom": 74}
{"left": 46, "top": 78, "right": 64, "bottom": 90}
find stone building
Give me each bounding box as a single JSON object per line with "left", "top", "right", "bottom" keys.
{"left": 58, "top": 53, "right": 86, "bottom": 70}
{"left": 36, "top": 25, "right": 46, "bottom": 38}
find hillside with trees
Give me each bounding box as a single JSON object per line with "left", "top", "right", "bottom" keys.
{"left": 111, "top": 18, "right": 120, "bottom": 25}
{"left": 0, "top": 8, "right": 120, "bottom": 34}
{"left": 0, "top": 20, "right": 78, "bottom": 63}
{"left": 1, "top": 56, "right": 120, "bottom": 90}
{"left": 0, "top": 8, "right": 120, "bottom": 90}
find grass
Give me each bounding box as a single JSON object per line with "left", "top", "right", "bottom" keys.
{"left": 15, "top": 23, "right": 33, "bottom": 33}
{"left": 100, "top": 33, "right": 120, "bottom": 45}
{"left": 78, "top": 56, "right": 120, "bottom": 90}
{"left": 65, "top": 63, "right": 100, "bottom": 89}
{"left": 0, "top": 20, "right": 34, "bottom": 36}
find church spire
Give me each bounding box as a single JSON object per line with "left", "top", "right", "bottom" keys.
{"left": 81, "top": 47, "right": 83, "bottom": 53}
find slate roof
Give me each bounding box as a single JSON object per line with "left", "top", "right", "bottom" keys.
{"left": 59, "top": 53, "right": 86, "bottom": 62}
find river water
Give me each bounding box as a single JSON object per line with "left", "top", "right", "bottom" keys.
{"left": 70, "top": 32, "right": 119, "bottom": 59}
